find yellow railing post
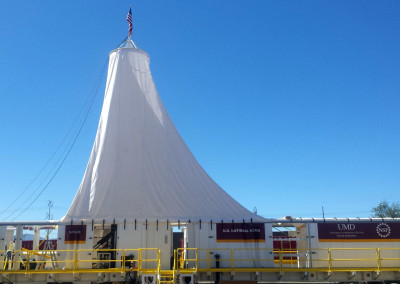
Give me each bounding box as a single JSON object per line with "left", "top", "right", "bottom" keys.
{"left": 279, "top": 249, "right": 283, "bottom": 275}
{"left": 73, "top": 249, "right": 78, "bottom": 271}
{"left": 376, "top": 248, "right": 381, "bottom": 271}
{"left": 25, "top": 251, "right": 30, "bottom": 273}
{"left": 122, "top": 249, "right": 126, "bottom": 275}
{"left": 157, "top": 249, "right": 161, "bottom": 284}
{"left": 173, "top": 249, "right": 176, "bottom": 271}
{"left": 231, "top": 249, "right": 234, "bottom": 271}
{"left": 159, "top": 249, "right": 161, "bottom": 270}
{"left": 139, "top": 249, "right": 142, "bottom": 270}
{"left": 195, "top": 249, "right": 198, "bottom": 270}
{"left": 207, "top": 249, "right": 210, "bottom": 271}
{"left": 328, "top": 249, "right": 332, "bottom": 272}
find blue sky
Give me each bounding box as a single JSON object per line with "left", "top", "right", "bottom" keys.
{"left": 0, "top": 1, "right": 399, "bottom": 221}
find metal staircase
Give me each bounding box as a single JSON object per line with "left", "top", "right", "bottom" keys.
{"left": 158, "top": 270, "right": 175, "bottom": 284}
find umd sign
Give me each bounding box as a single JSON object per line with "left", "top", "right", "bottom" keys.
{"left": 318, "top": 222, "right": 400, "bottom": 242}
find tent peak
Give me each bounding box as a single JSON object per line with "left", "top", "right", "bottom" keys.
{"left": 119, "top": 36, "right": 138, "bottom": 49}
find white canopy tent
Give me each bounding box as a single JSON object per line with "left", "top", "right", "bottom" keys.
{"left": 63, "top": 46, "right": 264, "bottom": 223}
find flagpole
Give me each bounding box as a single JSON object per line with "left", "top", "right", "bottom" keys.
{"left": 124, "top": 6, "right": 137, "bottom": 49}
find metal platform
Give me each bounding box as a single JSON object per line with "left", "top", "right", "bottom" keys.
{"left": 1, "top": 247, "right": 400, "bottom": 283}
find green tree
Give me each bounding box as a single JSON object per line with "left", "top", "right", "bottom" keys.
{"left": 371, "top": 201, "right": 400, "bottom": 218}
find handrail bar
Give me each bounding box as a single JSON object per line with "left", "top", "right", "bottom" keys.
{"left": 1, "top": 247, "right": 400, "bottom": 276}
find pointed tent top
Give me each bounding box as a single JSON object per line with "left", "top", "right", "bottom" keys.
{"left": 62, "top": 47, "right": 265, "bottom": 224}
{"left": 119, "top": 37, "right": 138, "bottom": 49}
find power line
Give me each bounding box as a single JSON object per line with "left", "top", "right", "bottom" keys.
{"left": 5, "top": 59, "right": 108, "bottom": 221}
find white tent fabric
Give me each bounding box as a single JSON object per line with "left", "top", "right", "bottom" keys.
{"left": 63, "top": 47, "right": 264, "bottom": 223}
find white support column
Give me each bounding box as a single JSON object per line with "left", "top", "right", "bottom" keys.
{"left": 13, "top": 225, "right": 23, "bottom": 270}
{"left": 33, "top": 226, "right": 40, "bottom": 251}
{"left": 0, "top": 226, "right": 6, "bottom": 251}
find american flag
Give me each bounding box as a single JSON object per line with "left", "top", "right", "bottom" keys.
{"left": 126, "top": 7, "right": 133, "bottom": 37}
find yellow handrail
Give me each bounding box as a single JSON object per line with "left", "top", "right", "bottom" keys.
{"left": 1, "top": 247, "right": 400, "bottom": 275}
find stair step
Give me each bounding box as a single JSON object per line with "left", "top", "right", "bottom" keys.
{"left": 159, "top": 270, "right": 175, "bottom": 284}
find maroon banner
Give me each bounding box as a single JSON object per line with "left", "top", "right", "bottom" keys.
{"left": 65, "top": 225, "right": 86, "bottom": 244}
{"left": 318, "top": 222, "right": 400, "bottom": 242}
{"left": 216, "top": 223, "right": 265, "bottom": 243}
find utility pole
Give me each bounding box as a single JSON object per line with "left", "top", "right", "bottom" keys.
{"left": 46, "top": 200, "right": 53, "bottom": 221}
{"left": 41, "top": 200, "right": 58, "bottom": 269}
{"left": 45, "top": 200, "right": 53, "bottom": 247}
{"left": 45, "top": 200, "right": 53, "bottom": 245}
